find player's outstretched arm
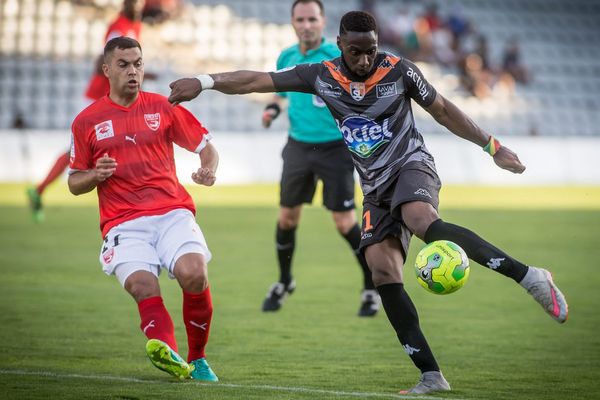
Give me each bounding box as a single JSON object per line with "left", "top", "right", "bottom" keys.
{"left": 68, "top": 154, "right": 117, "bottom": 195}
{"left": 425, "top": 93, "right": 526, "bottom": 174}
{"left": 192, "top": 142, "right": 219, "bottom": 186}
{"left": 169, "top": 71, "right": 276, "bottom": 105}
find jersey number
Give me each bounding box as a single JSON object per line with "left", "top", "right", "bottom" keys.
{"left": 102, "top": 234, "right": 121, "bottom": 253}
{"left": 362, "top": 210, "right": 374, "bottom": 232}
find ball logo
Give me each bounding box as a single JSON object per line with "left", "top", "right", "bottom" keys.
{"left": 337, "top": 116, "right": 393, "bottom": 158}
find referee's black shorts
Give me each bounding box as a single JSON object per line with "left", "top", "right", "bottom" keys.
{"left": 280, "top": 137, "right": 356, "bottom": 212}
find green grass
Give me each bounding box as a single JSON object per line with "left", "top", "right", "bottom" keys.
{"left": 1, "top": 183, "right": 600, "bottom": 399}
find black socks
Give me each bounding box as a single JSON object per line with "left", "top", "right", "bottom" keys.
{"left": 377, "top": 283, "right": 440, "bottom": 373}
{"left": 342, "top": 224, "right": 375, "bottom": 290}
{"left": 276, "top": 224, "right": 296, "bottom": 286}
{"left": 424, "top": 219, "right": 528, "bottom": 282}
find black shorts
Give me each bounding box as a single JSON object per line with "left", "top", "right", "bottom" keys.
{"left": 359, "top": 163, "right": 442, "bottom": 257}
{"left": 280, "top": 137, "right": 356, "bottom": 211}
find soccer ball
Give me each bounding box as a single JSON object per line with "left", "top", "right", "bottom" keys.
{"left": 414, "top": 240, "right": 470, "bottom": 295}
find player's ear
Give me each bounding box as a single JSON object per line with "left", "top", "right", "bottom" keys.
{"left": 102, "top": 63, "right": 109, "bottom": 78}
{"left": 336, "top": 36, "right": 342, "bottom": 51}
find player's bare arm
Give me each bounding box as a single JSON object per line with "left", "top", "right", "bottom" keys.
{"left": 68, "top": 154, "right": 117, "bottom": 195}
{"left": 192, "top": 142, "right": 219, "bottom": 186}
{"left": 168, "top": 71, "right": 276, "bottom": 105}
{"left": 425, "top": 92, "right": 526, "bottom": 174}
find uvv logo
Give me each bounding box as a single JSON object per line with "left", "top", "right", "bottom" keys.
{"left": 337, "top": 116, "right": 393, "bottom": 158}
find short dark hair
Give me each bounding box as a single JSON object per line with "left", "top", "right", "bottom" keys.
{"left": 104, "top": 36, "right": 142, "bottom": 61}
{"left": 339, "top": 11, "right": 377, "bottom": 36}
{"left": 291, "top": 0, "right": 324, "bottom": 16}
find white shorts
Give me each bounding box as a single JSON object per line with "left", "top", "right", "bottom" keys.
{"left": 99, "top": 209, "right": 212, "bottom": 287}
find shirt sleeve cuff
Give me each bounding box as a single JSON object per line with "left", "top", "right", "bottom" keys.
{"left": 193, "top": 132, "right": 213, "bottom": 153}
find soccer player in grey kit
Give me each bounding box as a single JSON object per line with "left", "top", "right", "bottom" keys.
{"left": 168, "top": 11, "right": 568, "bottom": 395}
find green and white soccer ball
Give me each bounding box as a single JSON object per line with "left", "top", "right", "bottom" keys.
{"left": 414, "top": 240, "right": 470, "bottom": 295}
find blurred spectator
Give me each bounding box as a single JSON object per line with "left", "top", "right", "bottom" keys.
{"left": 143, "top": 0, "right": 184, "bottom": 24}
{"left": 422, "top": 3, "right": 442, "bottom": 32}
{"left": 446, "top": 3, "right": 470, "bottom": 45}
{"left": 502, "top": 37, "right": 531, "bottom": 84}
{"left": 380, "top": 5, "right": 419, "bottom": 59}
{"left": 431, "top": 22, "right": 457, "bottom": 67}
{"left": 459, "top": 52, "right": 493, "bottom": 99}
{"left": 12, "top": 111, "right": 26, "bottom": 129}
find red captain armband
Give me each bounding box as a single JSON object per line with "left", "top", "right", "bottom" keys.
{"left": 483, "top": 136, "right": 501, "bottom": 156}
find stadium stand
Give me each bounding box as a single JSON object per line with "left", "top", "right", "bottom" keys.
{"left": 0, "top": 0, "right": 598, "bottom": 136}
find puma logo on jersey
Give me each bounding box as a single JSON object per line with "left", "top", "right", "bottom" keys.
{"left": 487, "top": 258, "right": 506, "bottom": 270}
{"left": 414, "top": 188, "right": 432, "bottom": 198}
{"left": 125, "top": 135, "right": 137, "bottom": 145}
{"left": 403, "top": 344, "right": 421, "bottom": 355}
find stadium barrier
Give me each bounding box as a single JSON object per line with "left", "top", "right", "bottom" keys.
{"left": 1, "top": 130, "right": 599, "bottom": 185}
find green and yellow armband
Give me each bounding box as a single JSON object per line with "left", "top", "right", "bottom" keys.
{"left": 483, "top": 136, "right": 501, "bottom": 156}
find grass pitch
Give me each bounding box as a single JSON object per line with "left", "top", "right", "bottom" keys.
{"left": 1, "top": 183, "right": 599, "bottom": 399}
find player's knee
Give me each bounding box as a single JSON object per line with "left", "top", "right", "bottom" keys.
{"left": 370, "top": 265, "right": 402, "bottom": 286}
{"left": 176, "top": 260, "right": 209, "bottom": 293}
{"left": 400, "top": 202, "right": 439, "bottom": 239}
{"left": 278, "top": 206, "right": 301, "bottom": 230}
{"left": 125, "top": 277, "right": 160, "bottom": 303}
{"left": 332, "top": 211, "right": 356, "bottom": 234}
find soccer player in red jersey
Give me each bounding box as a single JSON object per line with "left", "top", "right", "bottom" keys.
{"left": 168, "top": 10, "right": 568, "bottom": 394}
{"left": 69, "top": 36, "right": 219, "bottom": 381}
{"left": 27, "top": 0, "right": 145, "bottom": 223}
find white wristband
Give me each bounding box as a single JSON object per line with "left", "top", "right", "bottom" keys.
{"left": 196, "top": 74, "right": 214, "bottom": 90}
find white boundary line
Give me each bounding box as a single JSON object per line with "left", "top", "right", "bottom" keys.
{"left": 0, "top": 369, "right": 463, "bottom": 399}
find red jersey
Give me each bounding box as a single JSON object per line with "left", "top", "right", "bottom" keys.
{"left": 85, "top": 14, "right": 142, "bottom": 101}
{"left": 70, "top": 91, "right": 210, "bottom": 236}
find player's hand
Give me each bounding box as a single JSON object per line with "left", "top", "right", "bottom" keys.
{"left": 168, "top": 78, "right": 202, "bottom": 106}
{"left": 262, "top": 109, "right": 277, "bottom": 128}
{"left": 493, "top": 146, "right": 526, "bottom": 174}
{"left": 95, "top": 154, "right": 117, "bottom": 182}
{"left": 192, "top": 167, "right": 216, "bottom": 186}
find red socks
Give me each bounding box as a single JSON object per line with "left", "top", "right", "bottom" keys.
{"left": 183, "top": 287, "right": 213, "bottom": 362}
{"left": 37, "top": 152, "right": 70, "bottom": 195}
{"left": 137, "top": 296, "right": 178, "bottom": 352}
{"left": 137, "top": 290, "right": 213, "bottom": 361}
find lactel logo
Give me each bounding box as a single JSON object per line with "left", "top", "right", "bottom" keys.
{"left": 337, "top": 116, "right": 393, "bottom": 158}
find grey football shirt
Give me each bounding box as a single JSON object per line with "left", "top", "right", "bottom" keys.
{"left": 269, "top": 53, "right": 438, "bottom": 195}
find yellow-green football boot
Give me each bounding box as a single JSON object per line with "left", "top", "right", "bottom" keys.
{"left": 145, "top": 339, "right": 192, "bottom": 380}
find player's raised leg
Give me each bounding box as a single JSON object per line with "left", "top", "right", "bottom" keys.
{"left": 401, "top": 201, "right": 568, "bottom": 323}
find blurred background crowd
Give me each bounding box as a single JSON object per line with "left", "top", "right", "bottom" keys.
{"left": 1, "top": 0, "right": 599, "bottom": 136}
